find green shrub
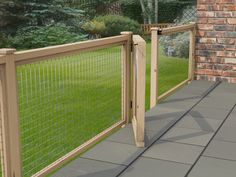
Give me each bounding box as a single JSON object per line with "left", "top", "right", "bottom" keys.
{"left": 11, "top": 24, "right": 87, "bottom": 49}
{"left": 0, "top": 32, "right": 10, "bottom": 48}
{"left": 94, "top": 15, "right": 141, "bottom": 37}
{"left": 160, "top": 32, "right": 190, "bottom": 58}
{"left": 82, "top": 20, "right": 106, "bottom": 39}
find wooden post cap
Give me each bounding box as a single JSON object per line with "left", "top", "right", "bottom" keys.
{"left": 0, "top": 48, "right": 16, "bottom": 55}
{"left": 150, "top": 27, "right": 160, "bottom": 31}
{"left": 120, "top": 31, "right": 133, "bottom": 35}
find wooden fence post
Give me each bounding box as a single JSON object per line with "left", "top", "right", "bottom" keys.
{"left": 0, "top": 49, "right": 22, "bottom": 177}
{"left": 132, "top": 35, "right": 146, "bottom": 147}
{"left": 150, "top": 28, "right": 159, "bottom": 109}
{"left": 188, "top": 22, "right": 196, "bottom": 81}
{"left": 120, "top": 32, "right": 133, "bottom": 124}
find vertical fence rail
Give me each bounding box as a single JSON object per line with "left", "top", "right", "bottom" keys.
{"left": 150, "top": 28, "right": 159, "bottom": 109}
{"left": 121, "top": 32, "right": 132, "bottom": 124}
{"left": 0, "top": 49, "right": 22, "bottom": 177}
{"left": 150, "top": 23, "right": 196, "bottom": 108}
{"left": 188, "top": 22, "right": 196, "bottom": 81}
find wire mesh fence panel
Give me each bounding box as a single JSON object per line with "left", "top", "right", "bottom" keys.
{"left": 158, "top": 32, "right": 189, "bottom": 94}
{"left": 16, "top": 46, "right": 122, "bottom": 177}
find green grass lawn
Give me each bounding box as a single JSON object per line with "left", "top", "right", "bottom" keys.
{"left": 1, "top": 42, "right": 188, "bottom": 177}
{"left": 145, "top": 42, "right": 188, "bottom": 110}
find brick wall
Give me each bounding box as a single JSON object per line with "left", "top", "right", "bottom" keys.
{"left": 196, "top": 0, "right": 236, "bottom": 83}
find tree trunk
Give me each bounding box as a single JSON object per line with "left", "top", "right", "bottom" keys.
{"left": 139, "top": 0, "right": 147, "bottom": 24}
{"left": 154, "top": 0, "right": 158, "bottom": 23}
{"left": 147, "top": 0, "right": 153, "bottom": 24}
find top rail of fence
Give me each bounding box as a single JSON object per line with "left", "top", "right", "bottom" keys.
{"left": 0, "top": 35, "right": 129, "bottom": 65}
{"left": 151, "top": 23, "right": 196, "bottom": 35}
{"left": 141, "top": 23, "right": 173, "bottom": 35}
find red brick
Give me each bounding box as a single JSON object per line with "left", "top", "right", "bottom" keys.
{"left": 227, "top": 18, "right": 236, "bottom": 24}
{"left": 208, "top": 5, "right": 223, "bottom": 11}
{"left": 195, "top": 69, "right": 222, "bottom": 76}
{"left": 197, "top": 11, "right": 215, "bottom": 17}
{"left": 197, "top": 24, "right": 214, "bottom": 30}
{"left": 222, "top": 71, "right": 236, "bottom": 77}
{"left": 198, "top": 0, "right": 215, "bottom": 4}
{"left": 215, "top": 11, "right": 233, "bottom": 17}
{"left": 205, "top": 31, "right": 225, "bottom": 38}
{"left": 225, "top": 45, "right": 236, "bottom": 51}
{"left": 198, "top": 18, "right": 208, "bottom": 24}
{"left": 196, "top": 31, "right": 206, "bottom": 37}
{"left": 199, "top": 38, "right": 217, "bottom": 43}
{"left": 214, "top": 25, "right": 234, "bottom": 31}
{"left": 216, "top": 0, "right": 236, "bottom": 3}
{"left": 197, "top": 5, "right": 207, "bottom": 10}
{"left": 208, "top": 18, "right": 227, "bottom": 24}
{"left": 223, "top": 5, "right": 236, "bottom": 11}
{"left": 216, "top": 51, "right": 236, "bottom": 57}
{"left": 230, "top": 77, "right": 236, "bottom": 83}
{"left": 196, "top": 56, "right": 224, "bottom": 63}
{"left": 217, "top": 38, "right": 235, "bottom": 45}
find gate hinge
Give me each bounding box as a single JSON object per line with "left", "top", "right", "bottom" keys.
{"left": 158, "top": 29, "right": 162, "bottom": 35}
{"left": 131, "top": 43, "right": 133, "bottom": 52}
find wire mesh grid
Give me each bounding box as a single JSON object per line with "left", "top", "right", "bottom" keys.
{"left": 158, "top": 33, "right": 189, "bottom": 94}
{"left": 16, "top": 46, "right": 122, "bottom": 177}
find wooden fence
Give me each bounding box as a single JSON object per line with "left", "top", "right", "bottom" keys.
{"left": 141, "top": 23, "right": 174, "bottom": 35}
{"left": 0, "top": 33, "right": 146, "bottom": 177}
{"left": 0, "top": 23, "right": 197, "bottom": 176}
{"left": 150, "top": 22, "right": 196, "bottom": 108}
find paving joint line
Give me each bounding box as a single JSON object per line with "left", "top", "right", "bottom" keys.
{"left": 80, "top": 157, "right": 127, "bottom": 166}
{"left": 140, "top": 156, "right": 192, "bottom": 166}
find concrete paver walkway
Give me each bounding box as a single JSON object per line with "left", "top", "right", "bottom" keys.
{"left": 52, "top": 80, "right": 236, "bottom": 177}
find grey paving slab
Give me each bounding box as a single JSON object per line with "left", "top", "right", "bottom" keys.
{"left": 207, "top": 93, "right": 236, "bottom": 104}
{"left": 106, "top": 124, "right": 160, "bottom": 146}
{"left": 145, "top": 106, "right": 185, "bottom": 119}
{"left": 163, "top": 92, "right": 202, "bottom": 101}
{"left": 174, "top": 115, "right": 222, "bottom": 132}
{"left": 212, "top": 82, "right": 236, "bottom": 94}
{"left": 197, "top": 97, "right": 235, "bottom": 110}
{"left": 52, "top": 158, "right": 126, "bottom": 177}
{"left": 223, "top": 118, "right": 236, "bottom": 128}
{"left": 81, "top": 141, "right": 143, "bottom": 165}
{"left": 188, "top": 106, "right": 230, "bottom": 120}
{"left": 145, "top": 115, "right": 177, "bottom": 132}
{"left": 142, "top": 141, "right": 203, "bottom": 164}
{"left": 188, "top": 156, "right": 236, "bottom": 177}
{"left": 158, "top": 99, "right": 199, "bottom": 110}
{"left": 145, "top": 106, "right": 185, "bottom": 132}
{"left": 222, "top": 112, "right": 236, "bottom": 128}
{"left": 175, "top": 80, "right": 216, "bottom": 96}
{"left": 119, "top": 157, "right": 191, "bottom": 177}
{"left": 203, "top": 140, "right": 236, "bottom": 161}
{"left": 214, "top": 125, "right": 236, "bottom": 143}
{"left": 232, "top": 107, "right": 236, "bottom": 114}
{"left": 161, "top": 127, "right": 214, "bottom": 146}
